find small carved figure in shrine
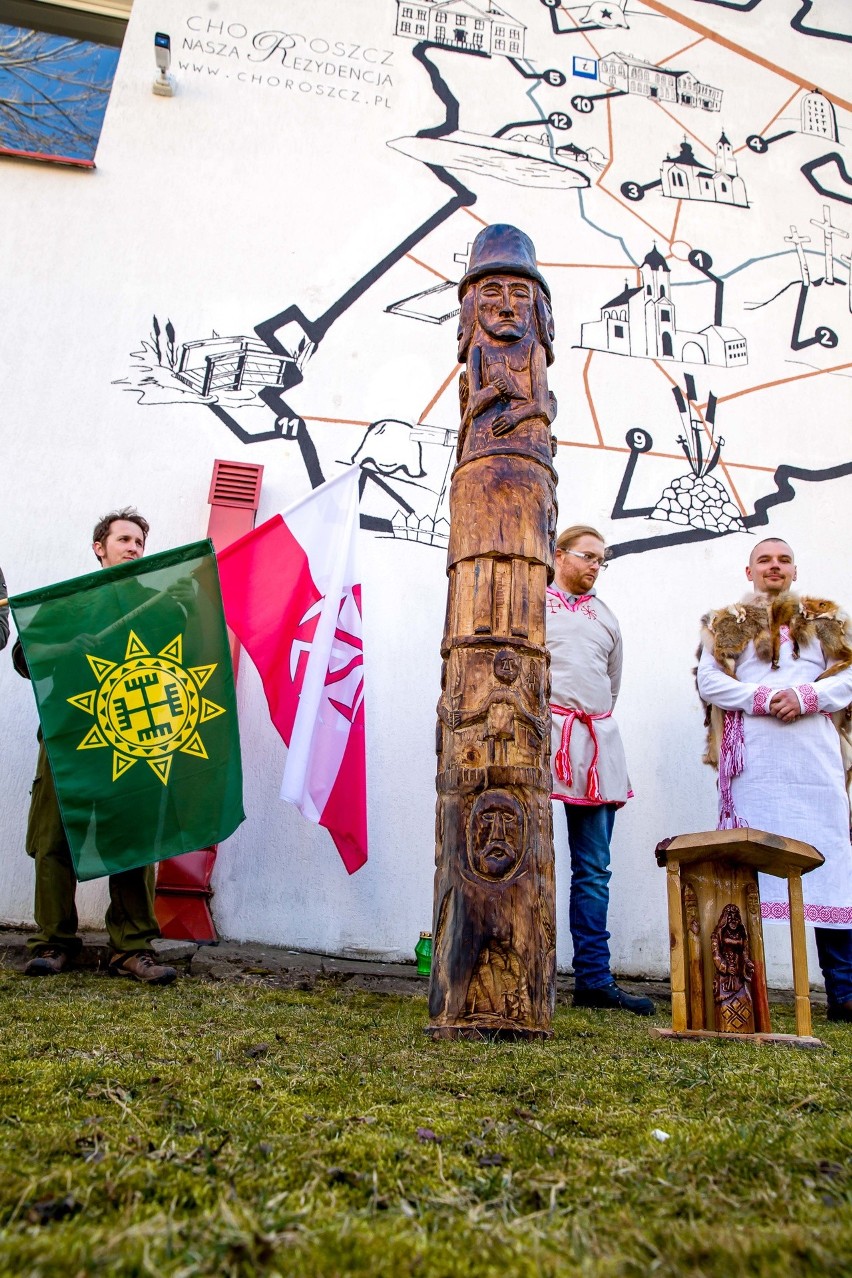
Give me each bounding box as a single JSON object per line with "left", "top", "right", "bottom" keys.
{"left": 711, "top": 903, "right": 755, "bottom": 1032}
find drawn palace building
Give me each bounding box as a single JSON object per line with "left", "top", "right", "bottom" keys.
{"left": 599, "top": 52, "right": 722, "bottom": 111}
{"left": 660, "top": 134, "right": 748, "bottom": 207}
{"left": 579, "top": 245, "right": 748, "bottom": 366}
{"left": 394, "top": 0, "right": 525, "bottom": 56}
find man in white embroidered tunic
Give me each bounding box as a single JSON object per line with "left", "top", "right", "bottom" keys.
{"left": 547, "top": 525, "right": 654, "bottom": 1016}
{"left": 697, "top": 538, "right": 852, "bottom": 1023}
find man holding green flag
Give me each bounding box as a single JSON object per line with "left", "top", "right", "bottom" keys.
{"left": 12, "top": 508, "right": 244, "bottom": 983}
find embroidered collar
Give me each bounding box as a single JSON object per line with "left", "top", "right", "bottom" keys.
{"left": 551, "top": 586, "right": 597, "bottom": 605}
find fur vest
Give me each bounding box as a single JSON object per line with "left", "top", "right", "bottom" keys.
{"left": 697, "top": 592, "right": 852, "bottom": 787}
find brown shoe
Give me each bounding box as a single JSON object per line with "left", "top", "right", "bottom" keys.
{"left": 24, "top": 948, "right": 69, "bottom": 976}
{"left": 109, "top": 952, "right": 177, "bottom": 985}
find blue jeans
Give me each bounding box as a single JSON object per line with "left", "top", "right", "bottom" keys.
{"left": 564, "top": 803, "right": 616, "bottom": 990}
{"left": 815, "top": 928, "right": 852, "bottom": 1006}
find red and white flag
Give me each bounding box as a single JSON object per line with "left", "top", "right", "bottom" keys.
{"left": 216, "top": 467, "right": 367, "bottom": 873}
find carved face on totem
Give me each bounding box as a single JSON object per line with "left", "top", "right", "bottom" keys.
{"left": 494, "top": 649, "right": 520, "bottom": 685}
{"left": 467, "top": 789, "right": 526, "bottom": 881}
{"left": 476, "top": 275, "right": 535, "bottom": 343}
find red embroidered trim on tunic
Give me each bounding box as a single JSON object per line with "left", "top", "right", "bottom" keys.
{"left": 550, "top": 793, "right": 626, "bottom": 808}
{"left": 762, "top": 901, "right": 852, "bottom": 925}
{"left": 752, "top": 686, "right": 772, "bottom": 716}
{"left": 797, "top": 683, "right": 819, "bottom": 714}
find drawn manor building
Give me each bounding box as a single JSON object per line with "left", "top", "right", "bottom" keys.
{"left": 394, "top": 0, "right": 525, "bottom": 56}
{"left": 599, "top": 52, "right": 722, "bottom": 111}
{"left": 580, "top": 246, "right": 748, "bottom": 366}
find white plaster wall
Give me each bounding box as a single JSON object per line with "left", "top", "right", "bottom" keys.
{"left": 1, "top": 0, "right": 850, "bottom": 985}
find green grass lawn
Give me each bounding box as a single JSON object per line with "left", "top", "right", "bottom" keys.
{"left": 0, "top": 972, "right": 850, "bottom": 1277}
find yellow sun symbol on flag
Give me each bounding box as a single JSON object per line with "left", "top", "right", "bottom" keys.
{"left": 67, "top": 630, "right": 227, "bottom": 785}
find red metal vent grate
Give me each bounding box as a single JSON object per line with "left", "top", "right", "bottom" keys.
{"left": 208, "top": 459, "right": 264, "bottom": 510}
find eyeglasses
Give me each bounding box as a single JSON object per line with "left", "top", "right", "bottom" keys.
{"left": 562, "top": 549, "right": 608, "bottom": 571}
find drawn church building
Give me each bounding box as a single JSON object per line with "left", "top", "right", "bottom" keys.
{"left": 394, "top": 0, "right": 525, "bottom": 56}
{"left": 579, "top": 246, "right": 748, "bottom": 366}
{"left": 660, "top": 133, "right": 748, "bottom": 207}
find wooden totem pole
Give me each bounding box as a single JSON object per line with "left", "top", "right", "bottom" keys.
{"left": 427, "top": 225, "right": 558, "bottom": 1040}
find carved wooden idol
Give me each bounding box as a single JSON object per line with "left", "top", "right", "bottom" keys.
{"left": 426, "top": 225, "right": 558, "bottom": 1040}
{"left": 711, "top": 903, "right": 755, "bottom": 1033}
{"left": 655, "top": 828, "right": 825, "bottom": 1048}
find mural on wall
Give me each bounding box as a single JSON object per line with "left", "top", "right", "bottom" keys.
{"left": 611, "top": 375, "right": 744, "bottom": 533}
{"left": 621, "top": 132, "right": 749, "bottom": 207}
{"left": 578, "top": 243, "right": 748, "bottom": 365}
{"left": 116, "top": 0, "right": 852, "bottom": 558}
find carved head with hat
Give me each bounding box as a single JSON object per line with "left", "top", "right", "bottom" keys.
{"left": 457, "top": 224, "right": 554, "bottom": 365}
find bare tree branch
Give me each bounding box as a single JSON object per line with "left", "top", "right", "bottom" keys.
{"left": 0, "top": 24, "right": 116, "bottom": 157}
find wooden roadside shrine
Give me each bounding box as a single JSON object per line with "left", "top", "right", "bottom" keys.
{"left": 426, "top": 224, "right": 558, "bottom": 1040}
{"left": 654, "top": 828, "right": 826, "bottom": 1048}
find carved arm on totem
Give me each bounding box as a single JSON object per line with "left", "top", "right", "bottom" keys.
{"left": 458, "top": 343, "right": 556, "bottom": 453}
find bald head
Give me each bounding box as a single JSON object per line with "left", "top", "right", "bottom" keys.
{"left": 746, "top": 538, "right": 797, "bottom": 596}
{"left": 748, "top": 537, "right": 794, "bottom": 568}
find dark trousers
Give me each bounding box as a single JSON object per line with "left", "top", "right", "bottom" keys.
{"left": 26, "top": 740, "right": 160, "bottom": 958}
{"left": 815, "top": 928, "right": 852, "bottom": 1007}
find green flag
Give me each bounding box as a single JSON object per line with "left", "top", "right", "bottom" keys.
{"left": 10, "top": 540, "right": 244, "bottom": 881}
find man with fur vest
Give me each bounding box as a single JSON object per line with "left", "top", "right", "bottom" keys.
{"left": 697, "top": 538, "right": 852, "bottom": 1022}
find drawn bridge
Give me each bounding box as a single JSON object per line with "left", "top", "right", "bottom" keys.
{"left": 176, "top": 336, "right": 295, "bottom": 396}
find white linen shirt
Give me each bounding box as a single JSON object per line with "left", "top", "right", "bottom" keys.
{"left": 546, "top": 587, "right": 631, "bottom": 806}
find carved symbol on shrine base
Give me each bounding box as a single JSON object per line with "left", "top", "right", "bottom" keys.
{"left": 719, "top": 990, "right": 754, "bottom": 1033}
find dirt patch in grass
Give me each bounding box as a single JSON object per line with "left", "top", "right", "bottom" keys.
{"left": 0, "top": 972, "right": 850, "bottom": 1276}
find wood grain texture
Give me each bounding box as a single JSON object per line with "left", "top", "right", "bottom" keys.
{"left": 427, "top": 227, "right": 558, "bottom": 1040}
{"left": 656, "top": 830, "right": 818, "bottom": 1045}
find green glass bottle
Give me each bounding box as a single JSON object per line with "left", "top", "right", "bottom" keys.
{"left": 415, "top": 931, "right": 432, "bottom": 976}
